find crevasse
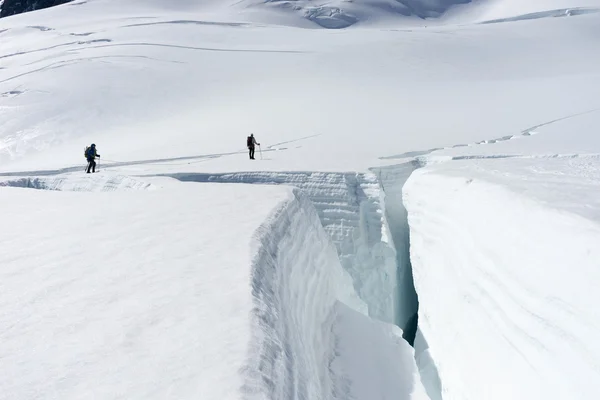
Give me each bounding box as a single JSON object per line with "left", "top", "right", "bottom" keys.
{"left": 170, "top": 167, "right": 442, "bottom": 398}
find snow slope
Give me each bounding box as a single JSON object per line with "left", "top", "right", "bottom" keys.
{"left": 2, "top": 0, "right": 600, "bottom": 399}
{"left": 401, "top": 74, "right": 600, "bottom": 400}
{"left": 404, "top": 155, "right": 600, "bottom": 399}
{"left": 1, "top": 0, "right": 600, "bottom": 172}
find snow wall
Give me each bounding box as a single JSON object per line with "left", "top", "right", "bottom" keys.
{"left": 374, "top": 162, "right": 443, "bottom": 400}
{"left": 242, "top": 188, "right": 428, "bottom": 400}
{"left": 404, "top": 168, "right": 600, "bottom": 400}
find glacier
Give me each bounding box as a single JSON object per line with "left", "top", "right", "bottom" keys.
{"left": 2, "top": 0, "right": 600, "bottom": 398}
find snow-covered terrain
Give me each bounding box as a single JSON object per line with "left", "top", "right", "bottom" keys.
{"left": 2, "top": 0, "right": 600, "bottom": 398}
{"left": 405, "top": 155, "right": 600, "bottom": 399}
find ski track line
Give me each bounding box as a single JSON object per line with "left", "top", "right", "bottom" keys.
{"left": 0, "top": 134, "right": 320, "bottom": 177}
{"left": 82, "top": 42, "right": 309, "bottom": 54}
{"left": 379, "top": 108, "right": 600, "bottom": 161}
{"left": 0, "top": 39, "right": 113, "bottom": 61}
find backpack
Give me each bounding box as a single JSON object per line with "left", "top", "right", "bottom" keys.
{"left": 247, "top": 136, "right": 253, "bottom": 147}
{"left": 84, "top": 146, "right": 93, "bottom": 159}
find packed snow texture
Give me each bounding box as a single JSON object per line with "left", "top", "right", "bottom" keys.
{"left": 0, "top": 182, "right": 290, "bottom": 399}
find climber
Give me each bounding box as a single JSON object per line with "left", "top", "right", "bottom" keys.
{"left": 84, "top": 143, "right": 100, "bottom": 173}
{"left": 246, "top": 133, "right": 260, "bottom": 160}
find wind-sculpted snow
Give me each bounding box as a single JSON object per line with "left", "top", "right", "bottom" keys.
{"left": 404, "top": 160, "right": 600, "bottom": 399}
{"left": 243, "top": 188, "right": 427, "bottom": 399}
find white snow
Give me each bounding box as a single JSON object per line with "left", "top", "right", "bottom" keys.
{"left": 2, "top": 0, "right": 600, "bottom": 398}
{"left": 0, "top": 181, "right": 426, "bottom": 399}
{"left": 0, "top": 181, "right": 290, "bottom": 399}
{"left": 1, "top": 0, "right": 600, "bottom": 173}
{"left": 404, "top": 157, "right": 600, "bottom": 399}
{"left": 401, "top": 61, "right": 600, "bottom": 400}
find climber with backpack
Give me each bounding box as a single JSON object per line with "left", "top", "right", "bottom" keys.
{"left": 84, "top": 143, "right": 100, "bottom": 173}
{"left": 247, "top": 133, "right": 260, "bottom": 160}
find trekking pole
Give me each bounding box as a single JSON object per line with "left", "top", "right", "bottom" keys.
{"left": 259, "top": 145, "right": 263, "bottom": 160}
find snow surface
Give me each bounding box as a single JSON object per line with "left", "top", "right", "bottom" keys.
{"left": 0, "top": 181, "right": 290, "bottom": 399}
{"left": 1, "top": 0, "right": 600, "bottom": 173}
{"left": 404, "top": 157, "right": 600, "bottom": 399}
{"left": 1, "top": 179, "right": 427, "bottom": 399}
{"left": 2, "top": 0, "right": 600, "bottom": 399}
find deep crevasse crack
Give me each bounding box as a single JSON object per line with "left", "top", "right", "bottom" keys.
{"left": 168, "top": 168, "right": 442, "bottom": 399}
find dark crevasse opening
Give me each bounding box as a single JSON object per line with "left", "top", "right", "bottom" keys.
{"left": 373, "top": 161, "right": 443, "bottom": 400}
{"left": 372, "top": 162, "right": 420, "bottom": 344}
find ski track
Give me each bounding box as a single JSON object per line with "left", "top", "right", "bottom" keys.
{"left": 380, "top": 108, "right": 600, "bottom": 161}
{"left": 0, "top": 134, "right": 321, "bottom": 177}
{"left": 121, "top": 20, "right": 249, "bottom": 28}
{"left": 0, "top": 39, "right": 114, "bottom": 61}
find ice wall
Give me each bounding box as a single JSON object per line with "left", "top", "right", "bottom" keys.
{"left": 243, "top": 188, "right": 428, "bottom": 400}
{"left": 172, "top": 171, "right": 399, "bottom": 326}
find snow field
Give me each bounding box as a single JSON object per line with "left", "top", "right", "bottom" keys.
{"left": 404, "top": 161, "right": 600, "bottom": 400}
{"left": 0, "top": 182, "right": 290, "bottom": 399}
{"left": 2, "top": 1, "right": 600, "bottom": 173}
